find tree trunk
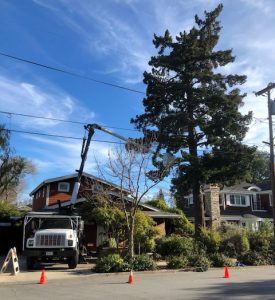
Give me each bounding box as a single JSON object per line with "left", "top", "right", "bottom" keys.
{"left": 193, "top": 181, "right": 205, "bottom": 237}
{"left": 128, "top": 216, "right": 135, "bottom": 258}
{"left": 187, "top": 102, "right": 205, "bottom": 238}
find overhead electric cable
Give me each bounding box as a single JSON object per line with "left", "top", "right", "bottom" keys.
{"left": 0, "top": 128, "right": 125, "bottom": 144}
{"left": 0, "top": 51, "right": 145, "bottom": 95}
{"left": 0, "top": 110, "right": 138, "bottom": 131}
{"left": 1, "top": 128, "right": 262, "bottom": 154}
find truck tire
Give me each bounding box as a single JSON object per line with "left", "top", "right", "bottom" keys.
{"left": 26, "top": 257, "right": 35, "bottom": 270}
{"left": 68, "top": 251, "right": 79, "bottom": 269}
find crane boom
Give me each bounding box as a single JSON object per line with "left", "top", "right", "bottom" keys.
{"left": 71, "top": 123, "right": 131, "bottom": 204}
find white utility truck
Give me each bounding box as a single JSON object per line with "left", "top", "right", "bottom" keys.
{"left": 23, "top": 212, "right": 84, "bottom": 269}
{"left": 23, "top": 123, "right": 158, "bottom": 270}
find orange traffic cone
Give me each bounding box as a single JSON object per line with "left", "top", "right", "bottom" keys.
{"left": 39, "top": 269, "right": 47, "bottom": 284}
{"left": 128, "top": 270, "right": 134, "bottom": 284}
{"left": 224, "top": 265, "right": 229, "bottom": 278}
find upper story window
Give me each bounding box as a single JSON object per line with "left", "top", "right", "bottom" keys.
{"left": 58, "top": 182, "right": 70, "bottom": 192}
{"left": 230, "top": 194, "right": 246, "bottom": 206}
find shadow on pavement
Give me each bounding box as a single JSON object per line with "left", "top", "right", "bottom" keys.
{"left": 188, "top": 279, "right": 275, "bottom": 300}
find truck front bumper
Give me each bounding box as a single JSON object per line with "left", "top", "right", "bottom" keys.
{"left": 24, "top": 248, "right": 77, "bottom": 258}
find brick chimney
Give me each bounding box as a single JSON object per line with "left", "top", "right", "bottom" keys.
{"left": 204, "top": 184, "right": 221, "bottom": 230}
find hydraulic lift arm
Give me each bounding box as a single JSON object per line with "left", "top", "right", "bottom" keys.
{"left": 71, "top": 124, "right": 130, "bottom": 204}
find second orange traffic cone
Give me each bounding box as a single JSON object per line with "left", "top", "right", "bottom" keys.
{"left": 128, "top": 270, "right": 134, "bottom": 284}
{"left": 39, "top": 269, "right": 47, "bottom": 284}
{"left": 224, "top": 265, "right": 229, "bottom": 278}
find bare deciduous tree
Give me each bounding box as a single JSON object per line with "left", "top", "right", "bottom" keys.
{"left": 96, "top": 142, "right": 173, "bottom": 258}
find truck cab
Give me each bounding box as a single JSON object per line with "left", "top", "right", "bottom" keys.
{"left": 23, "top": 212, "right": 83, "bottom": 270}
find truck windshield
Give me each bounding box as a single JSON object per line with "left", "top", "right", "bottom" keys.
{"left": 40, "top": 219, "right": 72, "bottom": 229}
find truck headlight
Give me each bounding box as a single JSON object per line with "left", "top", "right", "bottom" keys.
{"left": 27, "top": 239, "right": 34, "bottom": 247}
{"left": 68, "top": 240, "right": 73, "bottom": 246}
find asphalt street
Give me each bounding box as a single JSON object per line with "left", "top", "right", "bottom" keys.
{"left": 2, "top": 266, "right": 275, "bottom": 299}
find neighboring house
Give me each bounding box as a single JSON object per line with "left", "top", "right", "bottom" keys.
{"left": 30, "top": 173, "right": 180, "bottom": 251}
{"left": 182, "top": 183, "right": 272, "bottom": 231}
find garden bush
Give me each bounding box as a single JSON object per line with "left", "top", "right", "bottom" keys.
{"left": 239, "top": 250, "right": 273, "bottom": 266}
{"left": 127, "top": 254, "right": 157, "bottom": 271}
{"left": 167, "top": 256, "right": 188, "bottom": 269}
{"left": 199, "top": 227, "right": 221, "bottom": 253}
{"left": 210, "top": 253, "right": 234, "bottom": 267}
{"left": 220, "top": 225, "right": 249, "bottom": 257}
{"left": 187, "top": 253, "right": 211, "bottom": 269}
{"left": 249, "top": 221, "right": 273, "bottom": 252}
{"left": 156, "top": 235, "right": 193, "bottom": 257}
{"left": 95, "top": 254, "right": 129, "bottom": 273}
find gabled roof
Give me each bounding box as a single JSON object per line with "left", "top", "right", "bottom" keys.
{"left": 29, "top": 172, "right": 129, "bottom": 196}
{"left": 221, "top": 182, "right": 261, "bottom": 194}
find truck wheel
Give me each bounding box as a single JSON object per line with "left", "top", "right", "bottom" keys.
{"left": 26, "top": 257, "right": 35, "bottom": 270}
{"left": 68, "top": 252, "right": 79, "bottom": 269}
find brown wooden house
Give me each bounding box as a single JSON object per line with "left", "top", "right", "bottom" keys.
{"left": 30, "top": 173, "right": 180, "bottom": 251}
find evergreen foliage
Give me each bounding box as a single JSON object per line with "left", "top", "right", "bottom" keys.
{"left": 156, "top": 235, "right": 193, "bottom": 257}
{"left": 145, "top": 198, "right": 194, "bottom": 234}
{"left": 0, "top": 201, "right": 21, "bottom": 220}
{"left": 0, "top": 124, "right": 35, "bottom": 202}
{"left": 132, "top": 4, "right": 255, "bottom": 235}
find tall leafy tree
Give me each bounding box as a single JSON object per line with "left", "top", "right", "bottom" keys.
{"left": 132, "top": 4, "right": 255, "bottom": 236}
{"left": 0, "top": 125, "right": 36, "bottom": 203}
{"left": 249, "top": 150, "right": 270, "bottom": 189}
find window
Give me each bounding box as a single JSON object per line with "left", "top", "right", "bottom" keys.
{"left": 229, "top": 194, "right": 246, "bottom": 206}
{"left": 58, "top": 182, "right": 70, "bottom": 192}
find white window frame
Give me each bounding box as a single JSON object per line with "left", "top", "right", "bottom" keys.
{"left": 58, "top": 182, "right": 70, "bottom": 192}
{"left": 229, "top": 194, "right": 247, "bottom": 206}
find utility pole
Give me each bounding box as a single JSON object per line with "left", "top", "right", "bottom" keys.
{"left": 255, "top": 83, "right": 275, "bottom": 257}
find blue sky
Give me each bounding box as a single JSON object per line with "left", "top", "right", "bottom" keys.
{"left": 0, "top": 0, "right": 274, "bottom": 201}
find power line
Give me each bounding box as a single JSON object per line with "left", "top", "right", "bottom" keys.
{"left": 0, "top": 51, "right": 145, "bottom": 95}
{"left": 0, "top": 110, "right": 138, "bottom": 132}
{"left": 0, "top": 110, "right": 269, "bottom": 132}
{"left": 3, "top": 129, "right": 263, "bottom": 155}
{"left": 2, "top": 128, "right": 125, "bottom": 144}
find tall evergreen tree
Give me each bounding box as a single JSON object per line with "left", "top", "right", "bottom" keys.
{"left": 132, "top": 4, "right": 255, "bottom": 236}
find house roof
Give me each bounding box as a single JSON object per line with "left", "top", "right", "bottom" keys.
{"left": 42, "top": 197, "right": 180, "bottom": 219}
{"left": 144, "top": 211, "right": 181, "bottom": 219}
{"left": 221, "top": 183, "right": 261, "bottom": 194}
{"left": 29, "top": 172, "right": 129, "bottom": 196}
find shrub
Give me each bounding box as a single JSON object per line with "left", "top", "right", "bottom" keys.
{"left": 210, "top": 253, "right": 234, "bottom": 267}
{"left": 187, "top": 253, "right": 211, "bottom": 269}
{"left": 249, "top": 221, "right": 273, "bottom": 252}
{"left": 220, "top": 225, "right": 249, "bottom": 257}
{"left": 127, "top": 255, "right": 157, "bottom": 271}
{"left": 167, "top": 256, "right": 188, "bottom": 269}
{"left": 199, "top": 227, "right": 221, "bottom": 253}
{"left": 0, "top": 201, "right": 21, "bottom": 220}
{"left": 101, "top": 238, "right": 117, "bottom": 248}
{"left": 95, "top": 254, "right": 129, "bottom": 273}
{"left": 239, "top": 250, "right": 274, "bottom": 266}
{"left": 134, "top": 211, "right": 160, "bottom": 254}
{"left": 156, "top": 235, "right": 193, "bottom": 257}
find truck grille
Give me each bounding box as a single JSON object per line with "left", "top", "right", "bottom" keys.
{"left": 35, "top": 234, "right": 66, "bottom": 247}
